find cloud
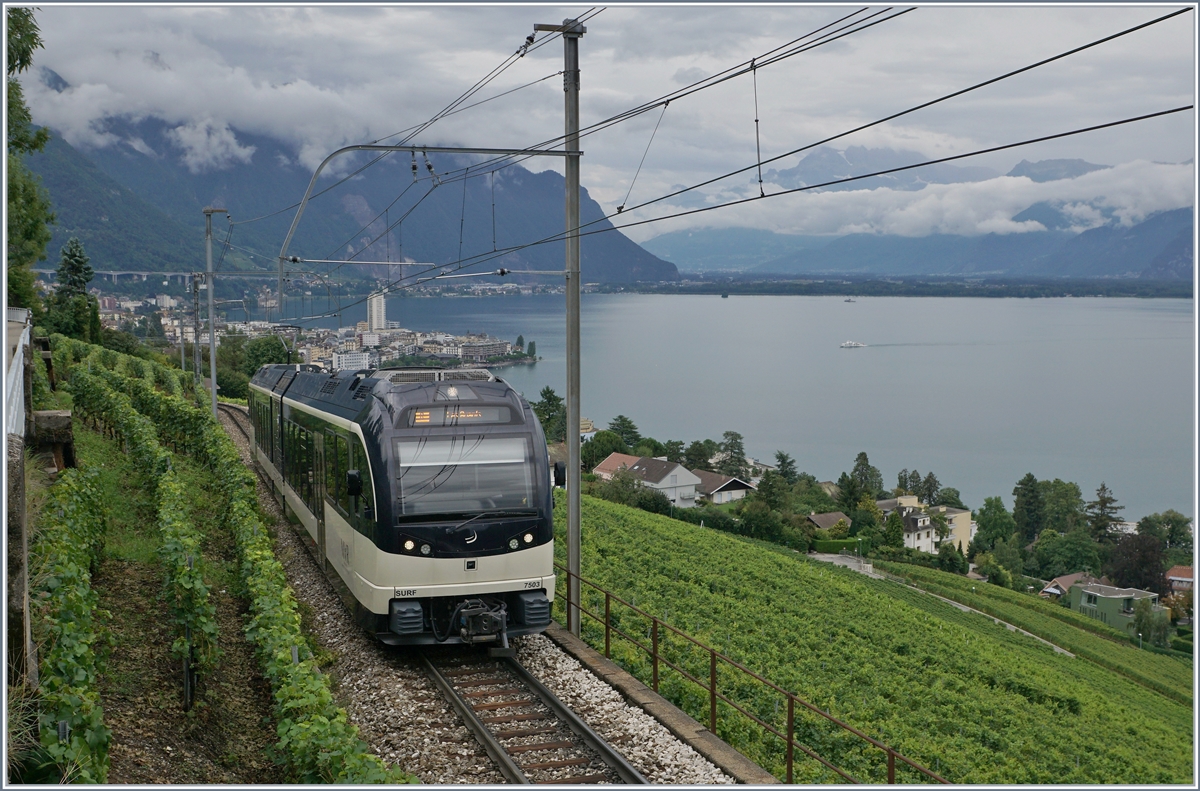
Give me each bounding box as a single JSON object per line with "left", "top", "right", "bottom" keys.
{"left": 626, "top": 159, "right": 1193, "bottom": 241}
{"left": 166, "top": 118, "right": 256, "bottom": 173}
{"left": 19, "top": 5, "right": 1195, "bottom": 229}
{"left": 673, "top": 67, "right": 708, "bottom": 85}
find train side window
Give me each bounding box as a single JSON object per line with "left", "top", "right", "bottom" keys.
{"left": 324, "top": 431, "right": 338, "bottom": 504}
{"left": 335, "top": 435, "right": 350, "bottom": 513}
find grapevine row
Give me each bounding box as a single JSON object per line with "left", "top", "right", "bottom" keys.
{"left": 50, "top": 336, "right": 417, "bottom": 784}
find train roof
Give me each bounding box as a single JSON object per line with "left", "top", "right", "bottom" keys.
{"left": 249, "top": 365, "right": 518, "bottom": 422}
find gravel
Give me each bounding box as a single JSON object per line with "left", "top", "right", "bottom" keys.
{"left": 218, "top": 407, "right": 735, "bottom": 784}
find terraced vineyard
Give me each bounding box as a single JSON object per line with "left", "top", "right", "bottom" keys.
{"left": 874, "top": 561, "right": 1193, "bottom": 705}
{"left": 554, "top": 496, "right": 1193, "bottom": 784}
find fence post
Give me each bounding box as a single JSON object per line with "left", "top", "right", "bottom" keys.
{"left": 709, "top": 648, "right": 717, "bottom": 734}
{"left": 604, "top": 592, "right": 611, "bottom": 658}
{"left": 651, "top": 618, "right": 659, "bottom": 692}
{"left": 786, "top": 695, "right": 794, "bottom": 784}
{"left": 888, "top": 748, "right": 895, "bottom": 784}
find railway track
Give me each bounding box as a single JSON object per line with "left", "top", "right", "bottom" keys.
{"left": 217, "top": 401, "right": 251, "bottom": 440}
{"left": 217, "top": 401, "right": 647, "bottom": 785}
{"left": 422, "top": 649, "right": 648, "bottom": 785}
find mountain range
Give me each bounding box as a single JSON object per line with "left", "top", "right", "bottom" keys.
{"left": 22, "top": 82, "right": 1193, "bottom": 285}
{"left": 25, "top": 109, "right": 677, "bottom": 284}
{"left": 644, "top": 150, "right": 1192, "bottom": 280}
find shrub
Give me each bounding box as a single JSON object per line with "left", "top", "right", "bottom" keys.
{"left": 813, "top": 539, "right": 859, "bottom": 553}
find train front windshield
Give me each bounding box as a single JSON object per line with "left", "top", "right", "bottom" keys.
{"left": 394, "top": 436, "right": 534, "bottom": 516}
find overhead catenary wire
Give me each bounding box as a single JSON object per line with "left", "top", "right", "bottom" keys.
{"left": 287, "top": 101, "right": 1191, "bottom": 326}
{"left": 319, "top": 5, "right": 1188, "bottom": 285}
{"left": 265, "top": 5, "right": 1192, "bottom": 323}
{"left": 618, "top": 101, "right": 669, "bottom": 213}
{"left": 314, "top": 8, "right": 906, "bottom": 267}
{"left": 417, "top": 6, "right": 902, "bottom": 185}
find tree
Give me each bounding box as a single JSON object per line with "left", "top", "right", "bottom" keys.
{"left": 755, "top": 470, "right": 789, "bottom": 512}
{"left": 54, "top": 237, "right": 93, "bottom": 298}
{"left": 974, "top": 496, "right": 1017, "bottom": 552}
{"left": 1039, "top": 479, "right": 1086, "bottom": 534}
{"left": 934, "top": 487, "right": 966, "bottom": 509}
{"left": 938, "top": 541, "right": 968, "bottom": 574}
{"left": 44, "top": 239, "right": 100, "bottom": 342}
{"left": 991, "top": 533, "right": 1024, "bottom": 577}
{"left": 526, "top": 340, "right": 536, "bottom": 357}
{"left": 515, "top": 334, "right": 524, "bottom": 350}
{"left": 664, "top": 440, "right": 685, "bottom": 464}
{"left": 582, "top": 430, "right": 627, "bottom": 470}
{"left": 1011, "top": 473, "right": 1045, "bottom": 542}
{"left": 607, "top": 415, "right": 641, "bottom": 447}
{"left": 896, "top": 468, "right": 910, "bottom": 494}
{"left": 883, "top": 510, "right": 904, "bottom": 548}
{"left": 827, "top": 518, "right": 850, "bottom": 539}
{"left": 1032, "top": 525, "right": 1100, "bottom": 579}
{"left": 919, "top": 471, "right": 941, "bottom": 505}
{"left": 907, "top": 469, "right": 922, "bottom": 495}
{"left": 1086, "top": 482, "right": 1124, "bottom": 543}
{"left": 631, "top": 437, "right": 666, "bottom": 458}
{"left": 6, "top": 8, "right": 53, "bottom": 317}
{"left": 1108, "top": 533, "right": 1167, "bottom": 595}
{"left": 717, "top": 431, "right": 748, "bottom": 478}
{"left": 1132, "top": 598, "right": 1171, "bottom": 649}
{"left": 850, "top": 452, "right": 883, "bottom": 497}
{"left": 835, "top": 472, "right": 862, "bottom": 515}
{"left": 684, "top": 440, "right": 713, "bottom": 472}
{"left": 242, "top": 335, "right": 290, "bottom": 376}
{"left": 774, "top": 451, "right": 798, "bottom": 485}
{"left": 975, "top": 553, "right": 1012, "bottom": 589}
{"left": 853, "top": 496, "right": 884, "bottom": 534}
{"left": 1138, "top": 510, "right": 1192, "bottom": 553}
{"left": 530, "top": 386, "right": 565, "bottom": 443}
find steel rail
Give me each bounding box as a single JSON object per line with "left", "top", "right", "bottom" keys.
{"left": 419, "top": 654, "right": 531, "bottom": 784}
{"left": 502, "top": 656, "right": 649, "bottom": 785}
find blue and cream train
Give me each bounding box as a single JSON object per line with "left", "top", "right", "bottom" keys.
{"left": 248, "top": 364, "right": 559, "bottom": 647}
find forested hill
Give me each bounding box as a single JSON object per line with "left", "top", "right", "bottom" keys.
{"left": 25, "top": 116, "right": 678, "bottom": 283}
{"left": 24, "top": 131, "right": 204, "bottom": 272}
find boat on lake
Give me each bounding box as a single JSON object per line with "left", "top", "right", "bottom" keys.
{"left": 844, "top": 298, "right": 856, "bottom": 302}
{"left": 840, "top": 341, "right": 866, "bottom": 348}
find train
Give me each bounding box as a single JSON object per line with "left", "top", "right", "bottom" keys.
{"left": 247, "top": 364, "right": 562, "bottom": 650}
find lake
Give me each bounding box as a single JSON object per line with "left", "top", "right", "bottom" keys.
{"left": 301, "top": 292, "right": 1194, "bottom": 521}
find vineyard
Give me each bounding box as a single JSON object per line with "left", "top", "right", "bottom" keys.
{"left": 873, "top": 560, "right": 1193, "bottom": 705}
{"left": 36, "top": 336, "right": 418, "bottom": 784}
{"left": 554, "top": 496, "right": 1193, "bottom": 784}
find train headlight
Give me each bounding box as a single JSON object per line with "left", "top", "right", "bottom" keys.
{"left": 420, "top": 543, "right": 432, "bottom": 556}
{"left": 523, "top": 533, "right": 534, "bottom": 544}
{"left": 508, "top": 538, "right": 520, "bottom": 550}
{"left": 403, "top": 539, "right": 415, "bottom": 552}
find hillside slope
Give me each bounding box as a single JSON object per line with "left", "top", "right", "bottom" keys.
{"left": 555, "top": 495, "right": 1192, "bottom": 784}
{"left": 24, "top": 132, "right": 204, "bottom": 272}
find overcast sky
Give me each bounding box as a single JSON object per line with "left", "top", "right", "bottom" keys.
{"left": 22, "top": 3, "right": 1198, "bottom": 241}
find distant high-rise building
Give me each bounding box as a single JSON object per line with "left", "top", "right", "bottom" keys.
{"left": 367, "top": 288, "right": 388, "bottom": 331}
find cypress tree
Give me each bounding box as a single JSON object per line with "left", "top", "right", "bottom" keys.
{"left": 1012, "top": 473, "right": 1045, "bottom": 542}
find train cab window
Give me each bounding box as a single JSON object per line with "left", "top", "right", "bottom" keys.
{"left": 394, "top": 436, "right": 533, "bottom": 516}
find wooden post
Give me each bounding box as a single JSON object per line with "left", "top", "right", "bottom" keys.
{"left": 888, "top": 748, "right": 896, "bottom": 784}
{"left": 651, "top": 618, "right": 659, "bottom": 692}
{"left": 604, "top": 592, "right": 611, "bottom": 658}
{"left": 709, "top": 648, "right": 717, "bottom": 734}
{"left": 786, "top": 695, "right": 794, "bottom": 783}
